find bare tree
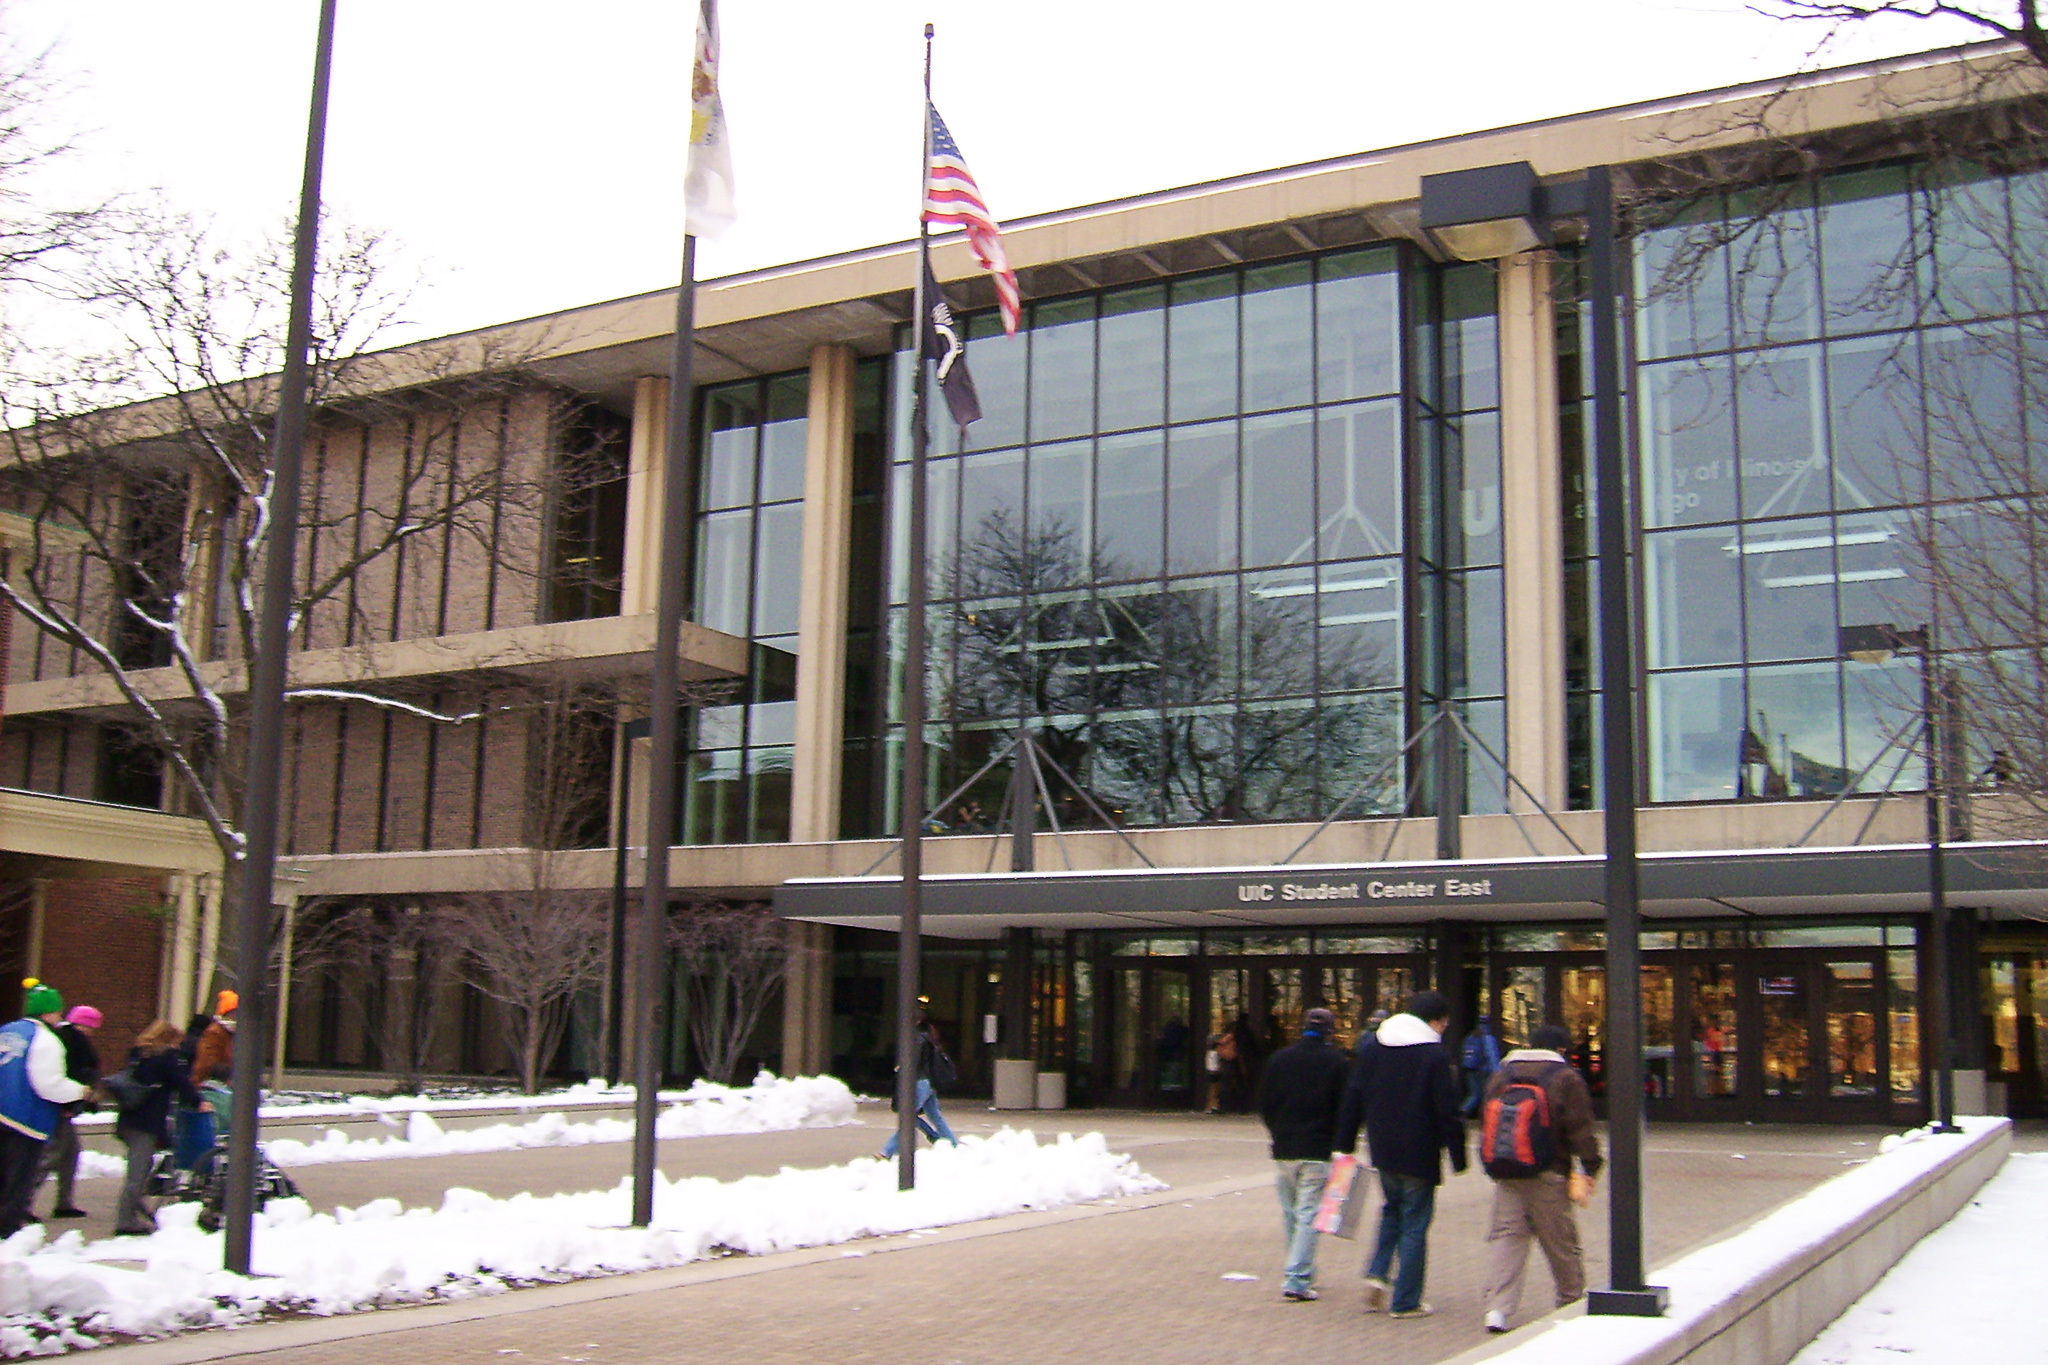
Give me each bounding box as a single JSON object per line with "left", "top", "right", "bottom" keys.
{"left": 1757, "top": 3, "right": 2048, "bottom": 70}
{"left": 668, "top": 901, "right": 789, "bottom": 1084}
{"left": 292, "top": 898, "right": 457, "bottom": 1091}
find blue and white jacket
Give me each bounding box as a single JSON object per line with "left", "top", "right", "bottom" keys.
{"left": 0, "top": 1017, "right": 88, "bottom": 1140}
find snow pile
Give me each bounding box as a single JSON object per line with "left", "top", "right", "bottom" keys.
{"left": 73, "top": 1077, "right": 664, "bottom": 1130}
{"left": 1, "top": 1127, "right": 1162, "bottom": 1354}
{"left": 1790, "top": 1150, "right": 2048, "bottom": 1362}
{"left": 80, "top": 1074, "right": 859, "bottom": 1174}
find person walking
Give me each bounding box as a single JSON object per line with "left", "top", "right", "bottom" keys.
{"left": 35, "top": 1004, "right": 101, "bottom": 1219}
{"left": 1218, "top": 1013, "right": 1259, "bottom": 1114}
{"left": 1255, "top": 1005, "right": 1350, "bottom": 1302}
{"left": 112, "top": 1020, "right": 208, "bottom": 1236}
{"left": 1459, "top": 1014, "right": 1504, "bottom": 1117}
{"left": 0, "top": 980, "right": 89, "bottom": 1237}
{"left": 190, "top": 991, "right": 237, "bottom": 1087}
{"left": 1335, "top": 989, "right": 1467, "bottom": 1320}
{"left": 880, "top": 1004, "right": 958, "bottom": 1158}
{"left": 1476, "top": 1023, "right": 1602, "bottom": 1334}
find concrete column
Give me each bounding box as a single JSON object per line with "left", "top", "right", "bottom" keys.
{"left": 779, "top": 344, "right": 858, "bottom": 1079}
{"left": 195, "top": 873, "right": 223, "bottom": 1008}
{"left": 166, "top": 872, "right": 201, "bottom": 1020}
{"left": 621, "top": 376, "right": 671, "bottom": 619}
{"left": 1497, "top": 251, "right": 1568, "bottom": 813}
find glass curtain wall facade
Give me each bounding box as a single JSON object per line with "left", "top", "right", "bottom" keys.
{"left": 1633, "top": 161, "right": 2047, "bottom": 802}
{"left": 885, "top": 248, "right": 1435, "bottom": 831}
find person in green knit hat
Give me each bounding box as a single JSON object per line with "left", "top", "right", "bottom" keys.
{"left": 1, "top": 979, "right": 89, "bottom": 1236}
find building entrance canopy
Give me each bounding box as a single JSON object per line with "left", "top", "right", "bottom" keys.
{"left": 775, "top": 841, "right": 2048, "bottom": 938}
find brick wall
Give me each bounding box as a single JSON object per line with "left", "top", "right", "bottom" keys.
{"left": 34, "top": 874, "right": 168, "bottom": 1070}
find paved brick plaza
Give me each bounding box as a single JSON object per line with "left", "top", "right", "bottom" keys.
{"left": 77, "top": 1110, "right": 1985, "bottom": 1365}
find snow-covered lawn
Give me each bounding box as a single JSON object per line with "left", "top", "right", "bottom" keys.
{"left": 1790, "top": 1148, "right": 2047, "bottom": 1362}
{"left": 72, "top": 1074, "right": 858, "bottom": 1175}
{"left": 72, "top": 1076, "right": 719, "bottom": 1130}
{"left": 0, "top": 1127, "right": 1164, "bottom": 1356}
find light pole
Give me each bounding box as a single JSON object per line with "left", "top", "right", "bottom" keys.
{"left": 1839, "top": 622, "right": 1958, "bottom": 1132}
{"left": 1418, "top": 160, "right": 1665, "bottom": 1316}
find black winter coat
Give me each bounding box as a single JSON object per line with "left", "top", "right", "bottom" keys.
{"left": 115, "top": 1047, "right": 202, "bottom": 1148}
{"left": 1334, "top": 1017, "right": 1466, "bottom": 1183}
{"left": 1255, "top": 1036, "right": 1349, "bottom": 1161}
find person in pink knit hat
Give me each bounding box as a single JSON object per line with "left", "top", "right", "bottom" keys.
{"left": 35, "top": 1003, "right": 102, "bottom": 1218}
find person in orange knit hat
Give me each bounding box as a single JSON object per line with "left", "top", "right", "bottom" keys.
{"left": 191, "top": 990, "right": 237, "bottom": 1086}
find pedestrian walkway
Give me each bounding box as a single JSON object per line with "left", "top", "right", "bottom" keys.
{"left": 80, "top": 1110, "right": 1906, "bottom": 1365}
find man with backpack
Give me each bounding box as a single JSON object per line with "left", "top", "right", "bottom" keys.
{"left": 1476, "top": 1023, "right": 1603, "bottom": 1335}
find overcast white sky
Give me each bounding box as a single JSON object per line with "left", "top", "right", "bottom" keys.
{"left": 8, "top": 1, "right": 1982, "bottom": 346}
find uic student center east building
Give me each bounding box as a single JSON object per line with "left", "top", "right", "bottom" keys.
{"left": 8, "top": 43, "right": 2048, "bottom": 1124}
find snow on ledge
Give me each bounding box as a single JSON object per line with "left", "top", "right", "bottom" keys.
{"left": 0, "top": 1127, "right": 1165, "bottom": 1356}
{"left": 1469, "top": 1115, "right": 2012, "bottom": 1365}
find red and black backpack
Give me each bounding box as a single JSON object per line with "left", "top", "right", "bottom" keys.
{"left": 1481, "top": 1065, "right": 1563, "bottom": 1178}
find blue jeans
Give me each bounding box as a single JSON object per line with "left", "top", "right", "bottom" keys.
{"left": 1366, "top": 1170, "right": 1437, "bottom": 1312}
{"left": 1274, "top": 1159, "right": 1329, "bottom": 1295}
{"left": 880, "top": 1079, "right": 957, "bottom": 1156}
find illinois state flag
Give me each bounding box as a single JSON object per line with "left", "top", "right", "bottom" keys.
{"left": 685, "top": 0, "right": 737, "bottom": 238}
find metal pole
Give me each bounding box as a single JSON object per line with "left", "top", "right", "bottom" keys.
{"left": 1583, "top": 165, "right": 1666, "bottom": 1317}
{"left": 895, "top": 23, "right": 936, "bottom": 1191}
{"left": 223, "top": 0, "right": 336, "bottom": 1277}
{"left": 634, "top": 235, "right": 696, "bottom": 1225}
{"left": 606, "top": 719, "right": 636, "bottom": 1086}
{"left": 1920, "top": 629, "right": 1957, "bottom": 1132}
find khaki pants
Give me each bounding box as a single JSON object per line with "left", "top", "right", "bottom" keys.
{"left": 1481, "top": 1172, "right": 1584, "bottom": 1317}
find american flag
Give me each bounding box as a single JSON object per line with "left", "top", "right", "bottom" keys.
{"left": 924, "top": 103, "right": 1020, "bottom": 335}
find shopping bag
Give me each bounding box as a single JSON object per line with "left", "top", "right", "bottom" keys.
{"left": 1312, "top": 1153, "right": 1366, "bottom": 1239}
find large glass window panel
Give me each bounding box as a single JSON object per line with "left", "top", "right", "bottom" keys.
{"left": 1316, "top": 692, "right": 1403, "bottom": 818}
{"left": 1029, "top": 296, "right": 1097, "bottom": 443}
{"left": 1454, "top": 567, "right": 1505, "bottom": 698}
{"left": 1688, "top": 962, "right": 1741, "bottom": 1100}
{"left": 1648, "top": 667, "right": 1746, "bottom": 802}
{"left": 1636, "top": 209, "right": 1732, "bottom": 360}
{"left": 1028, "top": 440, "right": 1092, "bottom": 590}
{"left": 1888, "top": 949, "right": 1920, "bottom": 1103}
{"left": 1727, "top": 190, "right": 1822, "bottom": 346}
{"left": 1025, "top": 586, "right": 1101, "bottom": 717}
{"left": 1844, "top": 656, "right": 1924, "bottom": 793}
{"left": 1098, "top": 285, "right": 1165, "bottom": 432}
{"left": 1317, "top": 558, "right": 1403, "bottom": 694}
{"left": 1921, "top": 323, "right": 2026, "bottom": 502}
{"left": 750, "top": 500, "right": 805, "bottom": 638}
{"left": 1825, "top": 959, "right": 1882, "bottom": 1098}
{"left": 685, "top": 748, "right": 745, "bottom": 845}
{"left": 1315, "top": 249, "right": 1400, "bottom": 402}
{"left": 889, "top": 456, "right": 960, "bottom": 604}
{"left": 694, "top": 508, "right": 753, "bottom": 637}
{"left": 1157, "top": 576, "right": 1238, "bottom": 707}
{"left": 1166, "top": 420, "right": 1238, "bottom": 575}
{"left": 1746, "top": 661, "right": 1846, "bottom": 796}
{"left": 1923, "top": 171, "right": 2013, "bottom": 323}
{"left": 1827, "top": 334, "right": 1923, "bottom": 510}
{"left": 1833, "top": 509, "right": 1922, "bottom": 637}
{"left": 1760, "top": 968, "right": 1811, "bottom": 1101}
{"left": 1095, "top": 430, "right": 1164, "bottom": 581}
{"left": 1091, "top": 583, "right": 1166, "bottom": 713}
{"left": 963, "top": 313, "right": 1027, "bottom": 451}
{"left": 1238, "top": 568, "right": 1318, "bottom": 699}
{"left": 1440, "top": 264, "right": 1499, "bottom": 412}
{"left": 957, "top": 449, "right": 1027, "bottom": 586}
{"left": 696, "top": 704, "right": 745, "bottom": 751}
{"left": 1737, "top": 346, "right": 1830, "bottom": 521}
{"left": 1934, "top": 500, "right": 2036, "bottom": 650}
{"left": 700, "top": 390, "right": 759, "bottom": 511}
{"left": 1740, "top": 517, "right": 1839, "bottom": 663}
{"left": 1459, "top": 697, "right": 1508, "bottom": 815}
{"left": 1238, "top": 696, "right": 1319, "bottom": 820}
{"left": 1161, "top": 705, "right": 1237, "bottom": 823}
{"left": 747, "top": 745, "right": 793, "bottom": 843}
{"left": 1168, "top": 274, "right": 1238, "bottom": 423}
{"left": 1086, "top": 714, "right": 1164, "bottom": 825}
{"left": 758, "top": 374, "right": 809, "bottom": 503}
{"left": 1316, "top": 399, "right": 1403, "bottom": 559}
{"left": 1450, "top": 412, "right": 1503, "bottom": 568}
{"left": 952, "top": 598, "right": 1026, "bottom": 722}
{"left": 1820, "top": 168, "right": 1917, "bottom": 336}
{"left": 1241, "top": 260, "right": 1314, "bottom": 413}
{"left": 1645, "top": 525, "right": 1743, "bottom": 669}
{"left": 1241, "top": 411, "right": 1315, "bottom": 568}
{"left": 1642, "top": 357, "right": 1738, "bottom": 527}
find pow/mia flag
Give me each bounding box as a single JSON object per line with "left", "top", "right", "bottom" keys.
{"left": 921, "top": 260, "right": 982, "bottom": 429}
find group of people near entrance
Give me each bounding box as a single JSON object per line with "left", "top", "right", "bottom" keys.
{"left": 1, "top": 979, "right": 236, "bottom": 1237}
{"left": 1257, "top": 994, "right": 1600, "bottom": 1337}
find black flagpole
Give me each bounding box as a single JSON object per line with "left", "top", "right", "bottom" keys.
{"left": 634, "top": 241, "right": 698, "bottom": 1230}
{"left": 895, "top": 21, "right": 935, "bottom": 1192}
{"left": 224, "top": 0, "right": 336, "bottom": 1276}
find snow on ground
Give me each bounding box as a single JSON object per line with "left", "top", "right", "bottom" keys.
{"left": 0, "top": 1127, "right": 1163, "bottom": 1356}
{"left": 74, "top": 1077, "right": 685, "bottom": 1129}
{"left": 1790, "top": 1148, "right": 2048, "bottom": 1363}
{"left": 71, "top": 1074, "right": 858, "bottom": 1175}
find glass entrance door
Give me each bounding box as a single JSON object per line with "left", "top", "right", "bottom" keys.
{"left": 1684, "top": 960, "right": 1742, "bottom": 1110}
{"left": 1104, "top": 963, "right": 1198, "bottom": 1108}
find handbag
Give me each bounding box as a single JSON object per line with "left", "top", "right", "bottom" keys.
{"left": 101, "top": 1068, "right": 150, "bottom": 1111}
{"left": 1312, "top": 1154, "right": 1368, "bottom": 1239}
